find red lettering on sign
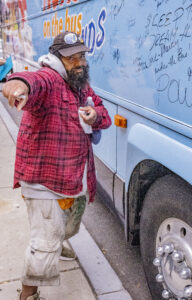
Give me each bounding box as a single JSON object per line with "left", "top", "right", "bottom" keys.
{"left": 43, "top": 0, "right": 79, "bottom": 11}
{"left": 52, "top": 0, "right": 59, "bottom": 8}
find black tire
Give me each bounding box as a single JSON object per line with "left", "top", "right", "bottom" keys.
{"left": 140, "top": 174, "right": 192, "bottom": 300}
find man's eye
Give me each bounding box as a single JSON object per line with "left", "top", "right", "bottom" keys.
{"left": 66, "top": 56, "right": 74, "bottom": 62}
{"left": 66, "top": 54, "right": 85, "bottom": 62}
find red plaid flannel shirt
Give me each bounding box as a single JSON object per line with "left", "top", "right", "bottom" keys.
{"left": 9, "top": 67, "right": 111, "bottom": 202}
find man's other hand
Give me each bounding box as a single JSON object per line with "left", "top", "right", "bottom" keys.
{"left": 80, "top": 106, "right": 97, "bottom": 125}
{"left": 2, "top": 80, "right": 29, "bottom": 111}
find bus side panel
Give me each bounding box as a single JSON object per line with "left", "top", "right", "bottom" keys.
{"left": 2, "top": 0, "right": 192, "bottom": 127}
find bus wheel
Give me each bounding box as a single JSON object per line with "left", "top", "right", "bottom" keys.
{"left": 140, "top": 174, "right": 192, "bottom": 300}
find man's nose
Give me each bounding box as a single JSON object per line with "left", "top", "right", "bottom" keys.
{"left": 74, "top": 59, "right": 87, "bottom": 67}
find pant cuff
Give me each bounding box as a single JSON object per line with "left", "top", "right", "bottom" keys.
{"left": 21, "top": 275, "right": 60, "bottom": 287}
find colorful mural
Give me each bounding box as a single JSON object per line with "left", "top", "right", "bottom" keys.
{"left": 1, "top": 0, "right": 35, "bottom": 60}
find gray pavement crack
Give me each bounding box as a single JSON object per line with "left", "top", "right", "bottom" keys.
{"left": 59, "top": 266, "right": 80, "bottom": 273}
{"left": 98, "top": 289, "right": 124, "bottom": 296}
{"left": 0, "top": 278, "right": 20, "bottom": 285}
{"left": 0, "top": 267, "right": 81, "bottom": 285}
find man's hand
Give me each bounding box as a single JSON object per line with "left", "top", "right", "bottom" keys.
{"left": 79, "top": 106, "right": 97, "bottom": 125}
{"left": 2, "top": 80, "right": 29, "bottom": 111}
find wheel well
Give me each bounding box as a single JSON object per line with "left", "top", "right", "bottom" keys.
{"left": 128, "top": 160, "right": 172, "bottom": 245}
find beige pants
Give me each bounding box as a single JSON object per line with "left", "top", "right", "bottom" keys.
{"left": 22, "top": 196, "right": 86, "bottom": 286}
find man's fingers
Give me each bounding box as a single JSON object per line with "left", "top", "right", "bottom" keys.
{"left": 8, "top": 93, "right": 16, "bottom": 108}
{"left": 17, "top": 96, "right": 28, "bottom": 111}
{"left": 7, "top": 87, "right": 27, "bottom": 108}
{"left": 2, "top": 83, "right": 11, "bottom": 98}
{"left": 80, "top": 109, "right": 97, "bottom": 125}
{"left": 2, "top": 80, "right": 29, "bottom": 110}
{"left": 80, "top": 112, "right": 86, "bottom": 121}
{"left": 80, "top": 106, "right": 90, "bottom": 111}
{"left": 79, "top": 106, "right": 92, "bottom": 114}
{"left": 8, "top": 88, "right": 19, "bottom": 107}
{"left": 80, "top": 112, "right": 93, "bottom": 125}
{"left": 80, "top": 111, "right": 92, "bottom": 120}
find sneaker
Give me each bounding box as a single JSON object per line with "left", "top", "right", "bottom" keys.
{"left": 59, "top": 246, "right": 76, "bottom": 261}
{"left": 16, "top": 289, "right": 43, "bottom": 300}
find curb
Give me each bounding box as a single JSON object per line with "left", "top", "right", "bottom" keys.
{"left": 0, "top": 99, "right": 133, "bottom": 300}
{"left": 70, "top": 224, "right": 132, "bottom": 299}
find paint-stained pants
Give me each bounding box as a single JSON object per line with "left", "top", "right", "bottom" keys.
{"left": 22, "top": 196, "right": 86, "bottom": 286}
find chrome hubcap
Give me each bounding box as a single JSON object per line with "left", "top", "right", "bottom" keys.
{"left": 153, "top": 218, "right": 192, "bottom": 299}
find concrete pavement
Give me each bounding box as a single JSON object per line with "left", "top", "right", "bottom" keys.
{"left": 0, "top": 93, "right": 133, "bottom": 300}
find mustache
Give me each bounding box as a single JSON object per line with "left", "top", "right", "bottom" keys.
{"left": 72, "top": 66, "right": 85, "bottom": 71}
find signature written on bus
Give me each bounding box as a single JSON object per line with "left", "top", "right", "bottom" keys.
{"left": 156, "top": 72, "right": 192, "bottom": 108}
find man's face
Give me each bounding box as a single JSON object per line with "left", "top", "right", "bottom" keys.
{"left": 61, "top": 52, "right": 89, "bottom": 89}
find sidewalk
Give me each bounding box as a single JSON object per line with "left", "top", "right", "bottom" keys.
{"left": 0, "top": 102, "right": 133, "bottom": 300}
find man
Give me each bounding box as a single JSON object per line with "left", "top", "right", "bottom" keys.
{"left": 3, "top": 31, "right": 111, "bottom": 300}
